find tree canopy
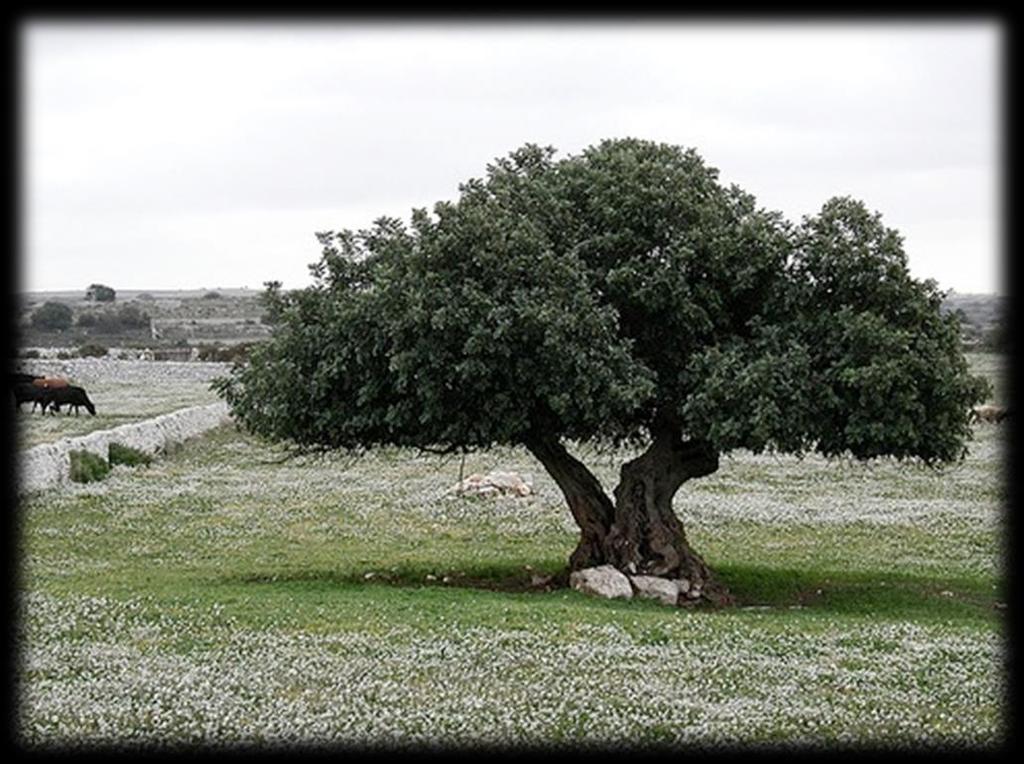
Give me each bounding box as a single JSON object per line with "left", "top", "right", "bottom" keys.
{"left": 218, "top": 139, "right": 986, "bottom": 466}
{"left": 86, "top": 283, "right": 116, "bottom": 302}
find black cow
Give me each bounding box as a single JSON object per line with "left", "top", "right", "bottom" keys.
{"left": 13, "top": 382, "right": 49, "bottom": 412}
{"left": 45, "top": 385, "right": 97, "bottom": 416}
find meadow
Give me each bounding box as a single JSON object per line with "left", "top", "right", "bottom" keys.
{"left": 15, "top": 359, "right": 228, "bottom": 450}
{"left": 14, "top": 354, "right": 1007, "bottom": 750}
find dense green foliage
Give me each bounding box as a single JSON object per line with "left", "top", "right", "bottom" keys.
{"left": 217, "top": 139, "right": 987, "bottom": 465}
{"left": 30, "top": 301, "right": 74, "bottom": 332}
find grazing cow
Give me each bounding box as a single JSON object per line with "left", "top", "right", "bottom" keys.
{"left": 32, "top": 376, "right": 70, "bottom": 390}
{"left": 11, "top": 372, "right": 42, "bottom": 408}
{"left": 970, "top": 404, "right": 1009, "bottom": 424}
{"left": 13, "top": 382, "right": 48, "bottom": 412}
{"left": 45, "top": 385, "right": 96, "bottom": 416}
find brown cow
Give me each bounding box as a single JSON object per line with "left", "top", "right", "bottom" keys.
{"left": 32, "top": 377, "right": 70, "bottom": 390}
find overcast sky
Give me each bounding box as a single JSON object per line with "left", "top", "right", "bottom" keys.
{"left": 22, "top": 20, "right": 1003, "bottom": 295}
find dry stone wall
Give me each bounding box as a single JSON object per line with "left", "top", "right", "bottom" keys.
{"left": 18, "top": 401, "right": 232, "bottom": 495}
{"left": 17, "top": 357, "right": 230, "bottom": 385}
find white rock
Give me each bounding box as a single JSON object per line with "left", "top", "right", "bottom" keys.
{"left": 629, "top": 575, "right": 680, "bottom": 606}
{"left": 569, "top": 565, "right": 633, "bottom": 600}
{"left": 675, "top": 578, "right": 691, "bottom": 594}
{"left": 447, "top": 469, "right": 533, "bottom": 497}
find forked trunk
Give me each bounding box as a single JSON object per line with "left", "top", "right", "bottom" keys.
{"left": 525, "top": 424, "right": 733, "bottom": 607}
{"left": 604, "top": 435, "right": 733, "bottom": 607}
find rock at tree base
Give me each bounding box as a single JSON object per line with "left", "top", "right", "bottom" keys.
{"left": 629, "top": 575, "right": 680, "bottom": 606}
{"left": 569, "top": 565, "right": 633, "bottom": 600}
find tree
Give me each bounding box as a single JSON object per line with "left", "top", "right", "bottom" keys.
{"left": 86, "top": 283, "right": 116, "bottom": 302}
{"left": 215, "top": 139, "right": 989, "bottom": 606}
{"left": 30, "top": 301, "right": 74, "bottom": 332}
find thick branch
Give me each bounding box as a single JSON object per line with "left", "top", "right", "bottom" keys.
{"left": 523, "top": 434, "right": 615, "bottom": 570}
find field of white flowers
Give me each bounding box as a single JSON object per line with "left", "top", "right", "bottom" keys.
{"left": 14, "top": 354, "right": 1007, "bottom": 751}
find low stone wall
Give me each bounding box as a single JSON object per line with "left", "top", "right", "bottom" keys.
{"left": 17, "top": 357, "right": 231, "bottom": 386}
{"left": 18, "top": 401, "right": 232, "bottom": 495}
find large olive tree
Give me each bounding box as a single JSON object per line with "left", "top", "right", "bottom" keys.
{"left": 216, "top": 138, "right": 987, "bottom": 606}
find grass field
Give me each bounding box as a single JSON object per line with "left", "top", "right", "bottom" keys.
{"left": 14, "top": 354, "right": 1008, "bottom": 750}
{"left": 16, "top": 361, "right": 227, "bottom": 450}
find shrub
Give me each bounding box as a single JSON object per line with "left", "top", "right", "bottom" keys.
{"left": 19, "top": 349, "right": 41, "bottom": 359}
{"left": 76, "top": 305, "right": 151, "bottom": 333}
{"left": 69, "top": 450, "right": 110, "bottom": 483}
{"left": 108, "top": 442, "right": 152, "bottom": 467}
{"left": 197, "top": 342, "right": 254, "bottom": 363}
{"left": 203, "top": 291, "right": 223, "bottom": 300}
{"left": 115, "top": 305, "right": 151, "bottom": 330}
{"left": 30, "top": 301, "right": 73, "bottom": 331}
{"left": 78, "top": 343, "right": 109, "bottom": 358}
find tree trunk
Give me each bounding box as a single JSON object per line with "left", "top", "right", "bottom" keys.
{"left": 604, "top": 430, "right": 733, "bottom": 607}
{"left": 526, "top": 423, "right": 733, "bottom": 607}
{"left": 524, "top": 435, "right": 615, "bottom": 570}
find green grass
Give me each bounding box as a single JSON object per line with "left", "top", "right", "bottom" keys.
{"left": 14, "top": 354, "right": 1008, "bottom": 749}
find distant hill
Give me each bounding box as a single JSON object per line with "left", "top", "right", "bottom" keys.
{"left": 16, "top": 287, "right": 1007, "bottom": 354}
{"left": 16, "top": 287, "right": 270, "bottom": 351}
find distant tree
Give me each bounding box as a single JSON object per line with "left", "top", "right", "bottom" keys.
{"left": 86, "top": 283, "right": 116, "bottom": 302}
{"left": 30, "top": 301, "right": 73, "bottom": 332}
{"left": 217, "top": 139, "right": 989, "bottom": 606}
{"left": 203, "top": 291, "right": 223, "bottom": 300}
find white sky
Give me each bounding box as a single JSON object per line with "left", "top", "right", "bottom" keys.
{"left": 21, "top": 20, "right": 1004, "bottom": 294}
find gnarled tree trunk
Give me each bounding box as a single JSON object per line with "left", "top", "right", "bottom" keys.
{"left": 525, "top": 420, "right": 733, "bottom": 607}
{"left": 604, "top": 427, "right": 732, "bottom": 607}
